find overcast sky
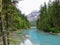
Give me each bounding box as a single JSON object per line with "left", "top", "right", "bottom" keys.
{"left": 17, "top": 0, "right": 54, "bottom": 15}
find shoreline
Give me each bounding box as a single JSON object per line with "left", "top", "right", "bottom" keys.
{"left": 44, "top": 31, "right": 60, "bottom": 35}
{"left": 38, "top": 29, "right": 60, "bottom": 35}
{"left": 49, "top": 32, "right": 60, "bottom": 35}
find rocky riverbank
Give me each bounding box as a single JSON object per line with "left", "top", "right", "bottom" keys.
{"left": 9, "top": 31, "right": 20, "bottom": 45}
{"left": 0, "top": 30, "right": 21, "bottom": 45}
{"left": 48, "top": 32, "right": 60, "bottom": 35}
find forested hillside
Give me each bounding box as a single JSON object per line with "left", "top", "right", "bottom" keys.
{"left": 36, "top": 0, "right": 60, "bottom": 33}
{"left": 0, "top": 0, "right": 30, "bottom": 45}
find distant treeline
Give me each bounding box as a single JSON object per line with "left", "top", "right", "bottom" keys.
{"left": 36, "top": 0, "right": 60, "bottom": 33}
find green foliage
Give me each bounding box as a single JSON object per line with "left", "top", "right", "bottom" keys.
{"left": 5, "top": 3, "right": 30, "bottom": 30}
{"left": 0, "top": 0, "right": 30, "bottom": 45}
{"left": 36, "top": 0, "right": 60, "bottom": 33}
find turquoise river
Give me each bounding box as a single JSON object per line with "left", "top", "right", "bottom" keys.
{"left": 17, "top": 27, "right": 60, "bottom": 45}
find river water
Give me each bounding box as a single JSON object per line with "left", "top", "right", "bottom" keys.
{"left": 17, "top": 27, "right": 60, "bottom": 45}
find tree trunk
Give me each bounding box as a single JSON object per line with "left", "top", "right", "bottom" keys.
{"left": 0, "top": 12, "right": 7, "bottom": 45}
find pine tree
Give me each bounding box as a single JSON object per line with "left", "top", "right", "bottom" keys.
{"left": 36, "top": 0, "right": 60, "bottom": 33}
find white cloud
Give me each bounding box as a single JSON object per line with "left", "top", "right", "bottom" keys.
{"left": 17, "top": 0, "right": 54, "bottom": 15}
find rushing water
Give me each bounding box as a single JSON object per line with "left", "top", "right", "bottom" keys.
{"left": 18, "top": 27, "right": 60, "bottom": 45}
